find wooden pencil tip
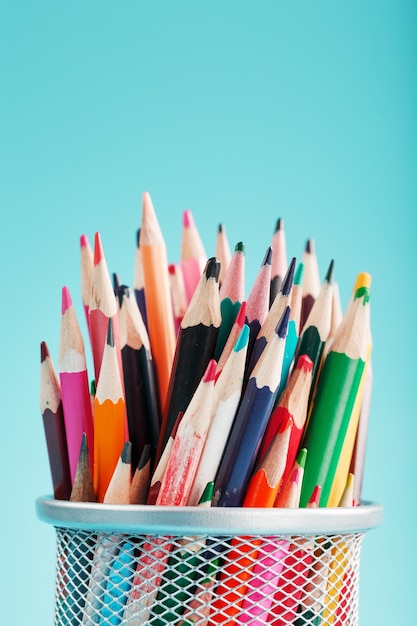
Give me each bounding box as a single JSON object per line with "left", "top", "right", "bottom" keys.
{"left": 93, "top": 232, "right": 104, "bottom": 265}
{"left": 40, "top": 340, "right": 50, "bottom": 362}
{"left": 61, "top": 285, "right": 72, "bottom": 315}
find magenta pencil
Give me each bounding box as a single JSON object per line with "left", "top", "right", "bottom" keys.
{"left": 239, "top": 539, "right": 290, "bottom": 625}
{"left": 58, "top": 286, "right": 94, "bottom": 483}
{"left": 180, "top": 209, "right": 207, "bottom": 305}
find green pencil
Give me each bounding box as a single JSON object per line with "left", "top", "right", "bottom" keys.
{"left": 299, "top": 280, "right": 371, "bottom": 507}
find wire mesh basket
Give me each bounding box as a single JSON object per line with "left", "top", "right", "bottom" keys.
{"left": 36, "top": 496, "right": 382, "bottom": 626}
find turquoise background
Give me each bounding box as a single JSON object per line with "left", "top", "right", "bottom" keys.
{"left": 0, "top": 1, "right": 415, "bottom": 623}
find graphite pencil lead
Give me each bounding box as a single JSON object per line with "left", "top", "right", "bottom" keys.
{"left": 205, "top": 256, "right": 221, "bottom": 281}
{"left": 324, "top": 259, "right": 335, "bottom": 283}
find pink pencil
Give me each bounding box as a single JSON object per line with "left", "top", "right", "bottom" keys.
{"left": 180, "top": 209, "right": 207, "bottom": 305}
{"left": 58, "top": 286, "right": 94, "bottom": 483}
{"left": 156, "top": 359, "right": 217, "bottom": 506}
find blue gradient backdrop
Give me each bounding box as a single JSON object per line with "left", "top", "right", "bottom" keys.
{"left": 0, "top": 2, "right": 415, "bottom": 623}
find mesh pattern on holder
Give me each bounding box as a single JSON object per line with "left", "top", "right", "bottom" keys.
{"left": 53, "top": 526, "right": 363, "bottom": 625}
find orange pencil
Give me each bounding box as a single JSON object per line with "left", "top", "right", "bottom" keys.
{"left": 93, "top": 318, "right": 127, "bottom": 502}
{"left": 140, "top": 192, "right": 176, "bottom": 410}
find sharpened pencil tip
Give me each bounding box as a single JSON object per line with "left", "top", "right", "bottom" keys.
{"left": 218, "top": 223, "right": 224, "bottom": 233}
{"left": 121, "top": 441, "right": 132, "bottom": 464}
{"left": 294, "top": 261, "right": 305, "bottom": 285}
{"left": 205, "top": 257, "right": 221, "bottom": 281}
{"left": 136, "top": 228, "right": 140, "bottom": 247}
{"left": 308, "top": 485, "right": 322, "bottom": 508}
{"left": 325, "top": 259, "right": 335, "bottom": 283}
{"left": 262, "top": 246, "right": 273, "bottom": 266}
{"left": 234, "top": 324, "right": 250, "bottom": 352}
{"left": 296, "top": 447, "right": 307, "bottom": 469}
{"left": 199, "top": 481, "right": 214, "bottom": 504}
{"left": 305, "top": 238, "right": 315, "bottom": 254}
{"left": 275, "top": 217, "right": 284, "bottom": 232}
{"left": 137, "top": 443, "right": 151, "bottom": 470}
{"left": 80, "top": 234, "right": 90, "bottom": 248}
{"left": 61, "top": 286, "right": 72, "bottom": 315}
{"left": 276, "top": 305, "right": 290, "bottom": 339}
{"left": 203, "top": 359, "right": 217, "bottom": 382}
{"left": 183, "top": 209, "right": 194, "bottom": 228}
{"left": 234, "top": 241, "right": 245, "bottom": 253}
{"left": 94, "top": 232, "right": 104, "bottom": 266}
{"left": 40, "top": 340, "right": 50, "bottom": 362}
{"left": 297, "top": 354, "right": 314, "bottom": 373}
{"left": 280, "top": 256, "right": 296, "bottom": 296}
{"left": 106, "top": 318, "right": 115, "bottom": 347}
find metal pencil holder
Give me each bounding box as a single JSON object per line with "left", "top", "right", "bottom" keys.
{"left": 36, "top": 496, "right": 382, "bottom": 626}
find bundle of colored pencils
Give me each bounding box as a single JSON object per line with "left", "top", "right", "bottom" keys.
{"left": 40, "top": 191, "right": 373, "bottom": 624}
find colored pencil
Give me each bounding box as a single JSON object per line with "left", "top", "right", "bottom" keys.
{"left": 156, "top": 359, "right": 217, "bottom": 507}
{"left": 324, "top": 281, "right": 344, "bottom": 357}
{"left": 215, "top": 300, "right": 247, "bottom": 377}
{"left": 244, "top": 246, "right": 273, "bottom": 370}
{"left": 215, "top": 223, "right": 232, "bottom": 287}
{"left": 243, "top": 412, "right": 292, "bottom": 508}
{"left": 300, "top": 238, "right": 321, "bottom": 331}
{"left": 246, "top": 256, "right": 295, "bottom": 381}
{"left": 133, "top": 228, "right": 148, "bottom": 330}
{"left": 180, "top": 208, "right": 207, "bottom": 305}
{"left": 292, "top": 259, "right": 334, "bottom": 407}
{"left": 83, "top": 443, "right": 133, "bottom": 626}
{"left": 156, "top": 257, "right": 221, "bottom": 462}
{"left": 65, "top": 434, "right": 96, "bottom": 625}
{"left": 150, "top": 482, "right": 214, "bottom": 625}
{"left": 59, "top": 285, "right": 94, "bottom": 483}
{"left": 350, "top": 357, "right": 373, "bottom": 505}
{"left": 130, "top": 443, "right": 151, "bottom": 505}
{"left": 93, "top": 318, "right": 127, "bottom": 502}
{"left": 70, "top": 433, "right": 96, "bottom": 503}
{"left": 168, "top": 262, "right": 187, "bottom": 333}
{"left": 188, "top": 324, "right": 250, "bottom": 506}
{"left": 214, "top": 241, "right": 245, "bottom": 361}
{"left": 117, "top": 284, "right": 161, "bottom": 471}
{"left": 140, "top": 191, "right": 177, "bottom": 410}
{"left": 40, "top": 341, "right": 72, "bottom": 500}
{"left": 270, "top": 217, "right": 288, "bottom": 306}
{"left": 278, "top": 260, "right": 305, "bottom": 395}
{"left": 80, "top": 233, "right": 94, "bottom": 337}
{"left": 146, "top": 412, "right": 183, "bottom": 506}
{"left": 89, "top": 232, "right": 125, "bottom": 393}
{"left": 258, "top": 353, "right": 313, "bottom": 486}
{"left": 322, "top": 474, "right": 355, "bottom": 625}
{"left": 213, "top": 306, "right": 290, "bottom": 508}
{"left": 299, "top": 278, "right": 371, "bottom": 507}
{"left": 267, "top": 455, "right": 311, "bottom": 626}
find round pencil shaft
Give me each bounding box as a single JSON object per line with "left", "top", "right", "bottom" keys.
{"left": 93, "top": 319, "right": 127, "bottom": 502}
{"left": 156, "top": 257, "right": 221, "bottom": 462}
{"left": 59, "top": 286, "right": 94, "bottom": 483}
{"left": 140, "top": 193, "right": 176, "bottom": 410}
{"left": 300, "top": 284, "right": 371, "bottom": 507}
{"left": 188, "top": 324, "right": 249, "bottom": 505}
{"left": 156, "top": 360, "right": 217, "bottom": 506}
{"left": 40, "top": 341, "right": 72, "bottom": 500}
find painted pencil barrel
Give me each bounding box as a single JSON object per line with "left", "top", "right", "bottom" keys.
{"left": 36, "top": 498, "right": 382, "bottom": 626}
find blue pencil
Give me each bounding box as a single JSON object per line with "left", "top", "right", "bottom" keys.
{"left": 213, "top": 306, "right": 290, "bottom": 507}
